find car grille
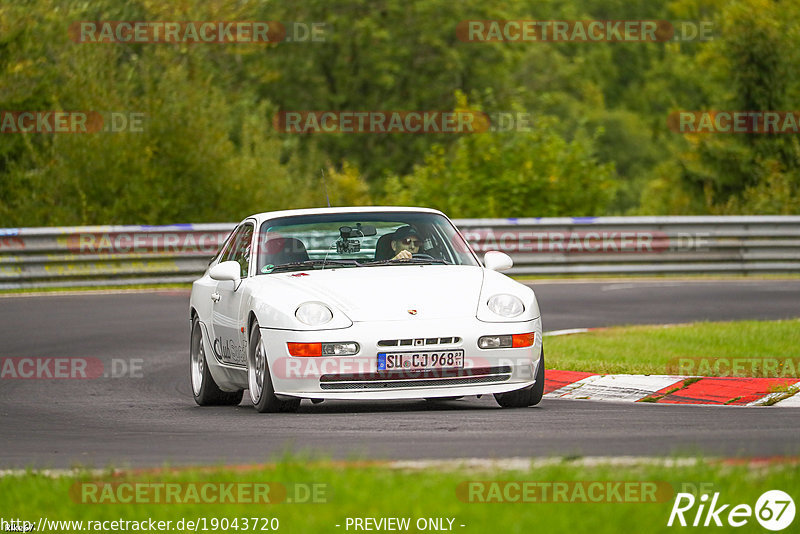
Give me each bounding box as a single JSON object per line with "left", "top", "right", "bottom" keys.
{"left": 377, "top": 336, "right": 462, "bottom": 347}
{"left": 319, "top": 365, "right": 512, "bottom": 390}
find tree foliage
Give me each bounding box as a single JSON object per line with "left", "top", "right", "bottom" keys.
{"left": 1, "top": 0, "right": 798, "bottom": 227}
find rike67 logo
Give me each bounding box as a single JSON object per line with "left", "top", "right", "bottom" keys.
{"left": 668, "top": 490, "right": 795, "bottom": 530}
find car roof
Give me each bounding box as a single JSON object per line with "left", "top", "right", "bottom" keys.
{"left": 245, "top": 206, "right": 446, "bottom": 225}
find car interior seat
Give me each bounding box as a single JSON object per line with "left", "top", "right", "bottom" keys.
{"left": 261, "top": 237, "right": 310, "bottom": 266}
{"left": 373, "top": 233, "right": 396, "bottom": 261}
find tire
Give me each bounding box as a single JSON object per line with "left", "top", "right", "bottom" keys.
{"left": 494, "top": 349, "right": 545, "bottom": 408}
{"left": 190, "top": 316, "right": 243, "bottom": 406}
{"left": 248, "top": 323, "right": 300, "bottom": 413}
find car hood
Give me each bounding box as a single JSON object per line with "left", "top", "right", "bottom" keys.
{"left": 256, "top": 265, "right": 485, "bottom": 322}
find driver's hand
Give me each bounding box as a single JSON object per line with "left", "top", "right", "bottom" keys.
{"left": 392, "top": 250, "right": 413, "bottom": 260}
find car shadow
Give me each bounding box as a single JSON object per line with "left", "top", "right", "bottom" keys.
{"left": 276, "top": 397, "right": 499, "bottom": 413}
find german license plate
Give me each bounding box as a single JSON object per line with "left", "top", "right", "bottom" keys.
{"left": 377, "top": 350, "right": 464, "bottom": 371}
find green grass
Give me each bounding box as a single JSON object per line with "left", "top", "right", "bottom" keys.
{"left": 2, "top": 458, "right": 799, "bottom": 533}
{"left": 546, "top": 319, "right": 800, "bottom": 376}
{"left": 0, "top": 283, "right": 191, "bottom": 295}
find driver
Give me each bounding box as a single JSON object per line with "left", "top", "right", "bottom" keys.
{"left": 391, "top": 226, "right": 423, "bottom": 260}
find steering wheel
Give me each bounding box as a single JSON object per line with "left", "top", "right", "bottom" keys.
{"left": 412, "top": 253, "right": 435, "bottom": 260}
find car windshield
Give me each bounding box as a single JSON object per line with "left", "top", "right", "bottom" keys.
{"left": 256, "top": 211, "right": 479, "bottom": 274}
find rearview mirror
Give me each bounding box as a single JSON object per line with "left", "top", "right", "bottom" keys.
{"left": 484, "top": 251, "right": 513, "bottom": 272}
{"left": 340, "top": 224, "right": 377, "bottom": 238}
{"left": 356, "top": 224, "right": 377, "bottom": 236}
{"left": 209, "top": 260, "right": 242, "bottom": 286}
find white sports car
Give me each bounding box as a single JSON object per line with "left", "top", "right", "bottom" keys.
{"left": 189, "top": 207, "right": 544, "bottom": 412}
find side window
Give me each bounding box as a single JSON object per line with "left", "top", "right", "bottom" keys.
{"left": 218, "top": 225, "right": 245, "bottom": 264}
{"left": 211, "top": 228, "right": 237, "bottom": 264}
{"left": 231, "top": 224, "right": 254, "bottom": 278}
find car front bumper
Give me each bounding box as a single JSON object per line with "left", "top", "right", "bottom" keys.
{"left": 261, "top": 316, "right": 543, "bottom": 401}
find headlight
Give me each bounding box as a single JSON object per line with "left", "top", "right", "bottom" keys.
{"left": 487, "top": 294, "right": 524, "bottom": 318}
{"left": 295, "top": 302, "right": 333, "bottom": 326}
{"left": 322, "top": 342, "right": 359, "bottom": 356}
{"left": 478, "top": 335, "right": 512, "bottom": 349}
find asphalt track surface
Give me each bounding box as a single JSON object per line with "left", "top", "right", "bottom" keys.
{"left": 1, "top": 280, "right": 799, "bottom": 468}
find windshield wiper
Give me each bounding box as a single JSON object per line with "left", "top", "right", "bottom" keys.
{"left": 268, "top": 259, "right": 361, "bottom": 273}
{"left": 363, "top": 258, "right": 449, "bottom": 266}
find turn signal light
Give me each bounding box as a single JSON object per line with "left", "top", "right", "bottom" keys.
{"left": 287, "top": 342, "right": 322, "bottom": 357}
{"left": 512, "top": 332, "right": 536, "bottom": 348}
{"left": 287, "top": 342, "right": 360, "bottom": 357}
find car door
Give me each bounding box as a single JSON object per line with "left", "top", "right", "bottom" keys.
{"left": 210, "top": 221, "right": 255, "bottom": 366}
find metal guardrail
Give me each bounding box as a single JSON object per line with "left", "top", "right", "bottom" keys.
{"left": 457, "top": 216, "right": 800, "bottom": 276}
{"left": 2, "top": 216, "right": 800, "bottom": 289}
{"left": 0, "top": 224, "right": 233, "bottom": 289}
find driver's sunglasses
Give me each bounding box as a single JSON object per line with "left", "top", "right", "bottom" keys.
{"left": 402, "top": 238, "right": 421, "bottom": 247}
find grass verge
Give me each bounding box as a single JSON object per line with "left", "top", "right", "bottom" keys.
{"left": 546, "top": 319, "right": 800, "bottom": 376}
{"left": 0, "top": 283, "right": 191, "bottom": 296}
{"left": 1, "top": 457, "right": 799, "bottom": 533}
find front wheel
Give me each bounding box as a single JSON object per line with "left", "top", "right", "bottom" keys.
{"left": 248, "top": 324, "right": 300, "bottom": 413}
{"left": 494, "top": 349, "right": 545, "bottom": 408}
{"left": 190, "top": 316, "right": 243, "bottom": 406}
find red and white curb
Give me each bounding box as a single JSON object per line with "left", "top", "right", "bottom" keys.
{"left": 543, "top": 371, "right": 800, "bottom": 406}
{"left": 542, "top": 327, "right": 800, "bottom": 406}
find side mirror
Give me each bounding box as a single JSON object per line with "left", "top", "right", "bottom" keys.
{"left": 484, "top": 251, "right": 513, "bottom": 272}
{"left": 209, "top": 260, "right": 242, "bottom": 286}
